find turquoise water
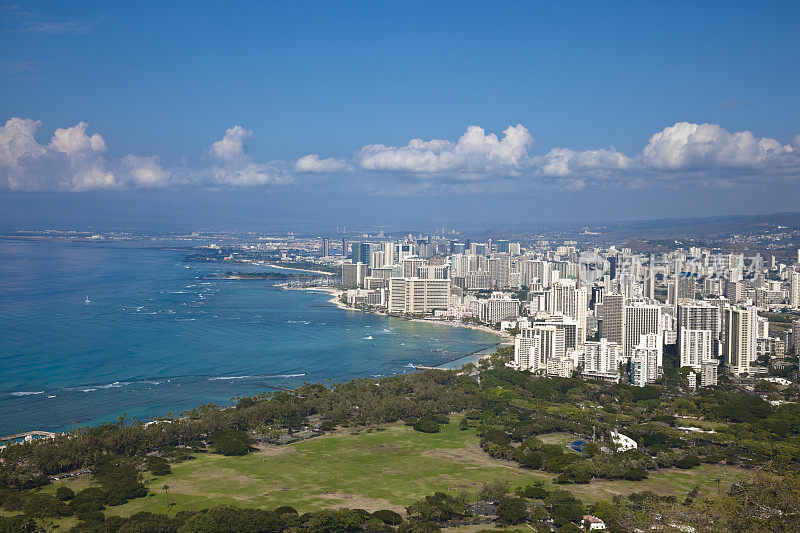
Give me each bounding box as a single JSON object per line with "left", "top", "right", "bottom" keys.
{"left": 0, "top": 240, "right": 500, "bottom": 435}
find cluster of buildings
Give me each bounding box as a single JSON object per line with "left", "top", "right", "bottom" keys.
{"left": 336, "top": 236, "right": 800, "bottom": 388}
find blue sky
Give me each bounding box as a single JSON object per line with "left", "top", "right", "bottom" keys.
{"left": 1, "top": 1, "right": 800, "bottom": 229}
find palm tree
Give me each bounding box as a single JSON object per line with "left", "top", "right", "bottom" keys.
{"left": 163, "top": 484, "right": 170, "bottom": 510}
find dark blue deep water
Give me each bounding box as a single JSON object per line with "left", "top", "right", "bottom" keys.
{"left": 0, "top": 240, "right": 500, "bottom": 435}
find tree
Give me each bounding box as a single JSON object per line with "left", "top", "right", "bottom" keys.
{"left": 22, "top": 493, "right": 72, "bottom": 518}
{"left": 407, "top": 492, "right": 471, "bottom": 523}
{"left": 178, "top": 513, "right": 219, "bottom": 533}
{"left": 478, "top": 479, "right": 510, "bottom": 503}
{"left": 496, "top": 496, "right": 528, "bottom": 524}
{"left": 305, "top": 509, "right": 363, "bottom": 532}
{"left": 516, "top": 481, "right": 549, "bottom": 500}
{"left": 210, "top": 429, "right": 254, "bottom": 456}
{"left": 545, "top": 490, "right": 584, "bottom": 527}
{"left": 145, "top": 457, "right": 171, "bottom": 477}
{"left": 55, "top": 486, "right": 74, "bottom": 501}
{"left": 412, "top": 418, "right": 441, "bottom": 433}
{"left": 372, "top": 509, "right": 403, "bottom": 526}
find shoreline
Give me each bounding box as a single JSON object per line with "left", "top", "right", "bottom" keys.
{"left": 260, "top": 263, "right": 336, "bottom": 276}
{"left": 283, "top": 285, "right": 512, "bottom": 364}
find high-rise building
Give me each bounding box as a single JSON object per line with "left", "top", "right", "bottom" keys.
{"left": 520, "top": 260, "right": 551, "bottom": 288}
{"left": 341, "top": 238, "right": 348, "bottom": 258}
{"left": 388, "top": 277, "right": 450, "bottom": 314}
{"left": 678, "top": 301, "right": 721, "bottom": 357}
{"left": 342, "top": 262, "right": 368, "bottom": 289}
{"left": 630, "top": 333, "right": 662, "bottom": 387}
{"left": 351, "top": 242, "right": 372, "bottom": 266}
{"left": 790, "top": 271, "right": 800, "bottom": 309}
{"left": 534, "top": 315, "right": 579, "bottom": 350}
{"left": 793, "top": 318, "right": 800, "bottom": 355}
{"left": 725, "top": 280, "right": 742, "bottom": 304}
{"left": 723, "top": 306, "right": 758, "bottom": 375}
{"left": 631, "top": 333, "right": 664, "bottom": 387}
{"left": 488, "top": 255, "right": 511, "bottom": 288}
{"left": 680, "top": 329, "right": 714, "bottom": 370}
{"left": 700, "top": 362, "right": 719, "bottom": 387}
{"left": 582, "top": 338, "right": 622, "bottom": 379}
{"left": 496, "top": 239, "right": 510, "bottom": 253}
{"left": 515, "top": 324, "right": 565, "bottom": 372}
{"left": 475, "top": 293, "right": 520, "bottom": 324}
{"left": 418, "top": 264, "right": 450, "bottom": 280}
{"left": 644, "top": 267, "right": 655, "bottom": 300}
{"left": 546, "top": 355, "right": 575, "bottom": 378}
{"left": 548, "top": 280, "right": 588, "bottom": 346}
{"left": 623, "top": 301, "right": 662, "bottom": 359}
{"left": 601, "top": 293, "right": 624, "bottom": 345}
{"left": 321, "top": 238, "right": 330, "bottom": 257}
{"left": 401, "top": 257, "right": 425, "bottom": 278}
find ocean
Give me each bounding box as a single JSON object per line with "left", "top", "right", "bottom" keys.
{"left": 0, "top": 239, "right": 501, "bottom": 436}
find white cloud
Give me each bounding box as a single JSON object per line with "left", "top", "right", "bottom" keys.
{"left": 642, "top": 121, "right": 798, "bottom": 172}
{"left": 538, "top": 147, "right": 631, "bottom": 178}
{"left": 210, "top": 125, "right": 251, "bottom": 165}
{"left": 3, "top": 117, "right": 799, "bottom": 194}
{"left": 0, "top": 119, "right": 292, "bottom": 191}
{"left": 122, "top": 155, "right": 172, "bottom": 188}
{"left": 294, "top": 154, "right": 348, "bottom": 173}
{"left": 50, "top": 122, "right": 107, "bottom": 155}
{"left": 347, "top": 121, "right": 800, "bottom": 188}
{"left": 207, "top": 126, "right": 292, "bottom": 187}
{"left": 355, "top": 124, "right": 534, "bottom": 178}
{"left": 0, "top": 118, "right": 117, "bottom": 191}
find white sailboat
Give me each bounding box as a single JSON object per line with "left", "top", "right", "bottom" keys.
{"left": 84, "top": 296, "right": 91, "bottom": 304}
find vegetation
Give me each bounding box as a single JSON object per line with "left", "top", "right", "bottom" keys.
{"left": 2, "top": 347, "right": 800, "bottom": 531}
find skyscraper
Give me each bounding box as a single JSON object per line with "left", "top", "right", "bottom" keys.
{"left": 351, "top": 242, "right": 372, "bottom": 266}
{"left": 548, "top": 280, "right": 588, "bottom": 346}
{"left": 724, "top": 306, "right": 758, "bottom": 375}
{"left": 601, "top": 293, "right": 624, "bottom": 346}
{"left": 790, "top": 270, "right": 800, "bottom": 309}
{"left": 631, "top": 333, "right": 662, "bottom": 386}
{"left": 680, "top": 329, "right": 714, "bottom": 371}
{"left": 582, "top": 338, "right": 622, "bottom": 378}
{"left": 321, "top": 238, "right": 329, "bottom": 257}
{"left": 515, "top": 324, "right": 565, "bottom": 372}
{"left": 623, "top": 301, "right": 662, "bottom": 359}
{"left": 677, "top": 301, "right": 721, "bottom": 359}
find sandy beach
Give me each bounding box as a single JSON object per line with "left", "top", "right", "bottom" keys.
{"left": 262, "top": 263, "right": 336, "bottom": 276}
{"left": 283, "top": 285, "right": 511, "bottom": 363}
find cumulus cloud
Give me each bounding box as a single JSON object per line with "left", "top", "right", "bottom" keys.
{"left": 122, "top": 155, "right": 172, "bottom": 188}
{"left": 538, "top": 147, "right": 631, "bottom": 178}
{"left": 4, "top": 117, "right": 799, "bottom": 193}
{"left": 0, "top": 118, "right": 117, "bottom": 191}
{"left": 0, "top": 118, "right": 290, "bottom": 191}
{"left": 207, "top": 126, "right": 292, "bottom": 187}
{"left": 641, "top": 121, "right": 798, "bottom": 172}
{"left": 294, "top": 154, "right": 349, "bottom": 173}
{"left": 355, "top": 124, "right": 534, "bottom": 178}
{"left": 306, "top": 121, "right": 800, "bottom": 189}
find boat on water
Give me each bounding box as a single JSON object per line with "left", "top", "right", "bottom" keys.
{"left": 84, "top": 296, "right": 91, "bottom": 304}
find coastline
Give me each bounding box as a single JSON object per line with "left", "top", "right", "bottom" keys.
{"left": 261, "top": 263, "right": 336, "bottom": 276}
{"left": 283, "top": 285, "right": 512, "bottom": 364}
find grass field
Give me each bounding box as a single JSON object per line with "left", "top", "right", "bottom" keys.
{"left": 38, "top": 419, "right": 740, "bottom": 519}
